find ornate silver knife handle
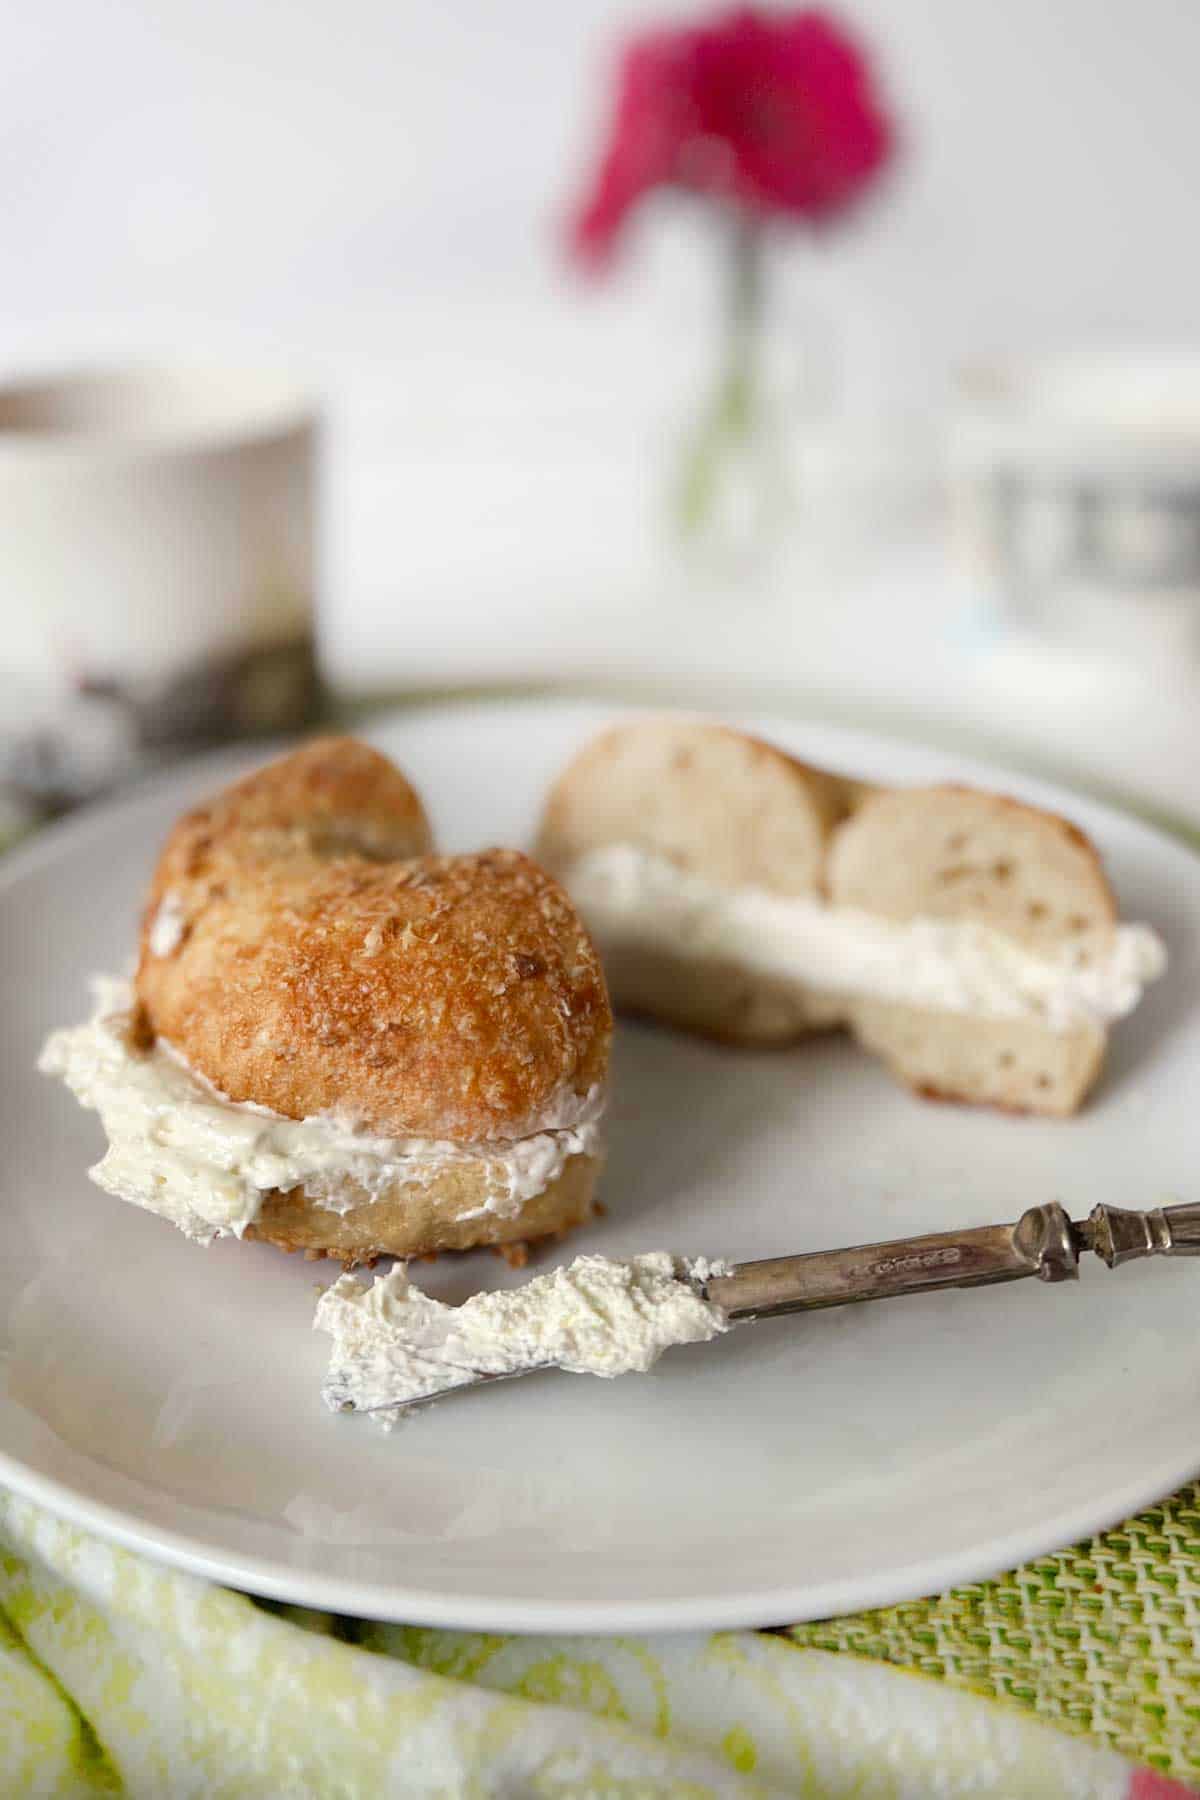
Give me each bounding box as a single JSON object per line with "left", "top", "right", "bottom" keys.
{"left": 703, "top": 1201, "right": 1200, "bottom": 1323}
{"left": 1085, "top": 1202, "right": 1200, "bottom": 1266}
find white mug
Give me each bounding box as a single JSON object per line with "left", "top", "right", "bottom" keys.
{"left": 952, "top": 350, "right": 1200, "bottom": 671}
{"left": 0, "top": 363, "right": 319, "bottom": 810}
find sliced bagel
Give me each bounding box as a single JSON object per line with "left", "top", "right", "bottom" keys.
{"left": 538, "top": 719, "right": 1163, "bottom": 1114}
{"left": 43, "top": 739, "right": 611, "bottom": 1263}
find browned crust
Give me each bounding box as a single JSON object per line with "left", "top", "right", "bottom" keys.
{"left": 246, "top": 1152, "right": 601, "bottom": 1265}
{"left": 135, "top": 740, "right": 612, "bottom": 1141}
{"left": 147, "top": 737, "right": 435, "bottom": 892}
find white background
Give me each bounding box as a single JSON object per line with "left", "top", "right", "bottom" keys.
{"left": 3, "top": 1, "right": 1200, "bottom": 811}
{"left": 5, "top": 2, "right": 1197, "bottom": 372}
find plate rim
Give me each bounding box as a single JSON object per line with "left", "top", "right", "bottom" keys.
{"left": 5, "top": 695, "right": 1200, "bottom": 1632}
{"left": 2, "top": 1432, "right": 1197, "bottom": 1632}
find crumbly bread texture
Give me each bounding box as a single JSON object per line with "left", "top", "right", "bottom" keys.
{"left": 537, "top": 720, "right": 1125, "bottom": 1115}
{"left": 246, "top": 1153, "right": 601, "bottom": 1264}
{"left": 133, "top": 738, "right": 611, "bottom": 1260}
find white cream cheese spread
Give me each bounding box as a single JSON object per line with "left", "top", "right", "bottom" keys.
{"left": 317, "top": 1251, "right": 730, "bottom": 1418}
{"left": 39, "top": 977, "right": 605, "bottom": 1247}
{"left": 565, "top": 845, "right": 1166, "bottom": 1031}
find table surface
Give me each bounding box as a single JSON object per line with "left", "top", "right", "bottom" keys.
{"left": 325, "top": 528, "right": 1200, "bottom": 839}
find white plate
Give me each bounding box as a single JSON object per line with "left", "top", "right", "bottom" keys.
{"left": 3, "top": 698, "right": 1199, "bottom": 1633}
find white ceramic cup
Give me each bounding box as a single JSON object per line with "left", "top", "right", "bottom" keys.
{"left": 0, "top": 363, "right": 318, "bottom": 803}
{"left": 952, "top": 351, "right": 1200, "bottom": 669}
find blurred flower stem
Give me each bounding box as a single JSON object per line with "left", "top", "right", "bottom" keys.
{"left": 673, "top": 214, "right": 771, "bottom": 543}
{"left": 565, "top": 7, "right": 896, "bottom": 561}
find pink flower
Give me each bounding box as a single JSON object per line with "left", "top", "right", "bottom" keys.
{"left": 569, "top": 7, "right": 894, "bottom": 266}
{"left": 1127, "top": 1774, "right": 1199, "bottom": 1800}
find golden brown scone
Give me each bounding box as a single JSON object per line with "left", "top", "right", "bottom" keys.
{"left": 128, "top": 737, "right": 610, "bottom": 1261}
{"left": 538, "top": 718, "right": 1157, "bottom": 1115}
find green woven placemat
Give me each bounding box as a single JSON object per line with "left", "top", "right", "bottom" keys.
{"left": 788, "top": 1482, "right": 1200, "bottom": 1784}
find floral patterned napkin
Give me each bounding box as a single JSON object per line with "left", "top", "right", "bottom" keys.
{"left": 0, "top": 1491, "right": 1189, "bottom": 1798}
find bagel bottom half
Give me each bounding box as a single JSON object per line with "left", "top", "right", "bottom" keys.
{"left": 597, "top": 943, "right": 1104, "bottom": 1112}
{"left": 246, "top": 1153, "right": 602, "bottom": 1263}
{"left": 594, "top": 942, "right": 846, "bottom": 1045}
{"left": 846, "top": 1000, "right": 1105, "bottom": 1118}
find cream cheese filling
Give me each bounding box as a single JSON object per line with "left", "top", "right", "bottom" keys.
{"left": 39, "top": 977, "right": 605, "bottom": 1247}
{"left": 317, "top": 1251, "right": 730, "bottom": 1419}
{"left": 564, "top": 844, "right": 1166, "bottom": 1032}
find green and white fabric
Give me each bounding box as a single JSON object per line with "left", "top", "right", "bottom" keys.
{"left": 0, "top": 1489, "right": 1192, "bottom": 1797}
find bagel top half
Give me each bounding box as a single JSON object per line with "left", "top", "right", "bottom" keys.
{"left": 537, "top": 716, "right": 863, "bottom": 897}
{"left": 135, "top": 738, "right": 611, "bottom": 1143}
{"left": 536, "top": 716, "right": 1119, "bottom": 946}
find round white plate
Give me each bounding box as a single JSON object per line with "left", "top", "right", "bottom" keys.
{"left": 3, "top": 698, "right": 1199, "bottom": 1632}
